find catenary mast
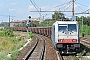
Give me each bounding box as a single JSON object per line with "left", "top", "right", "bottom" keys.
{"left": 72, "top": 0, "right": 74, "bottom": 16}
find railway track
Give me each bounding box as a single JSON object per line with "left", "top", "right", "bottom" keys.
{"left": 58, "top": 37, "right": 90, "bottom": 60}
{"left": 56, "top": 51, "right": 79, "bottom": 60}
{"left": 80, "top": 37, "right": 90, "bottom": 48}
{"left": 43, "top": 35, "right": 80, "bottom": 60}
{"left": 62, "top": 56, "right": 79, "bottom": 60}
{"left": 23, "top": 35, "right": 45, "bottom": 60}
{"left": 55, "top": 36, "right": 90, "bottom": 60}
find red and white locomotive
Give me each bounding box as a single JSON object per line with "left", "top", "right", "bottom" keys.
{"left": 52, "top": 21, "right": 80, "bottom": 54}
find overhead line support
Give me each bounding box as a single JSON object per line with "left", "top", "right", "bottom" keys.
{"left": 30, "top": 11, "right": 72, "bottom": 12}
{"left": 72, "top": 0, "right": 74, "bottom": 16}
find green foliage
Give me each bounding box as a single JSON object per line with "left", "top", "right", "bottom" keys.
{"left": 3, "top": 29, "right": 14, "bottom": 37}
{"left": 10, "top": 50, "right": 21, "bottom": 60}
{"left": 0, "top": 51, "right": 10, "bottom": 60}
{"left": 18, "top": 36, "right": 24, "bottom": 41}
{"left": 76, "top": 16, "right": 90, "bottom": 35}
{"left": 10, "top": 37, "right": 24, "bottom": 44}
{"left": 77, "top": 54, "right": 83, "bottom": 58}
{"left": 28, "top": 32, "right": 34, "bottom": 38}
{"left": 43, "top": 19, "right": 56, "bottom": 27}
{"left": 80, "top": 25, "right": 90, "bottom": 35}
{"left": 2, "top": 41, "right": 8, "bottom": 47}
{"left": 52, "top": 11, "right": 65, "bottom": 20}
{"left": 0, "top": 31, "right": 26, "bottom": 60}
{"left": 11, "top": 39, "right": 17, "bottom": 43}
{"left": 0, "top": 28, "right": 4, "bottom": 31}
{"left": 10, "top": 37, "right": 18, "bottom": 43}
{"left": 33, "top": 19, "right": 55, "bottom": 27}
{"left": 11, "top": 46, "right": 17, "bottom": 51}
{"left": 0, "top": 32, "right": 4, "bottom": 36}
{"left": 86, "top": 52, "right": 90, "bottom": 56}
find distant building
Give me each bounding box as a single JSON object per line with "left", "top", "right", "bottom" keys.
{"left": 9, "top": 18, "right": 43, "bottom": 27}
{"left": 31, "top": 18, "right": 40, "bottom": 22}
{"left": 10, "top": 20, "right": 26, "bottom": 27}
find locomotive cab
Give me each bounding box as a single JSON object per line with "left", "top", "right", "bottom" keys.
{"left": 52, "top": 21, "right": 80, "bottom": 54}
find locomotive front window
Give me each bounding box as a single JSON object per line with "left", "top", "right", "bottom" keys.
{"left": 68, "top": 24, "right": 77, "bottom": 31}
{"left": 58, "top": 24, "right": 67, "bottom": 31}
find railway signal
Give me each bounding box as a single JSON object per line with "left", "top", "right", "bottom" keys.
{"left": 26, "top": 16, "right": 31, "bottom": 39}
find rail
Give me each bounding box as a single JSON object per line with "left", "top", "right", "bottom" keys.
{"left": 39, "top": 37, "right": 46, "bottom": 60}
{"left": 23, "top": 37, "right": 38, "bottom": 60}
{"left": 23, "top": 35, "right": 45, "bottom": 60}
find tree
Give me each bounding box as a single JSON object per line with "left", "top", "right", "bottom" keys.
{"left": 86, "top": 16, "right": 90, "bottom": 26}
{"left": 52, "top": 11, "right": 65, "bottom": 20}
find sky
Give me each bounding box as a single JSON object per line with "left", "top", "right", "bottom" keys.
{"left": 0, "top": 0, "right": 90, "bottom": 23}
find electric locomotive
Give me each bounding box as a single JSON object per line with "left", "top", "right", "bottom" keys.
{"left": 52, "top": 21, "right": 80, "bottom": 54}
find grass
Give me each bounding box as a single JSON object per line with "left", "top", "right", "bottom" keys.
{"left": 0, "top": 30, "right": 27, "bottom": 60}
{"left": 0, "top": 36, "right": 25, "bottom": 51}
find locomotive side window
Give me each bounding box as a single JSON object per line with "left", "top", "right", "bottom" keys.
{"left": 68, "top": 24, "right": 77, "bottom": 32}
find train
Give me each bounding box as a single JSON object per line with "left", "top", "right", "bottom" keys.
{"left": 52, "top": 21, "right": 80, "bottom": 54}
{"left": 4, "top": 21, "right": 80, "bottom": 54}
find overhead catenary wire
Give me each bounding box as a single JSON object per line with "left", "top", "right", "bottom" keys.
{"left": 53, "top": 1, "right": 72, "bottom": 8}
{"left": 75, "top": 2, "right": 88, "bottom": 8}
{"left": 75, "top": 2, "right": 85, "bottom": 12}
{"left": 46, "top": 1, "right": 72, "bottom": 11}
{"left": 30, "top": 0, "right": 90, "bottom": 17}
{"left": 32, "top": 0, "right": 40, "bottom": 9}
{"left": 63, "top": 2, "right": 73, "bottom": 12}
{"left": 30, "top": 0, "right": 41, "bottom": 15}
{"left": 56, "top": 0, "right": 76, "bottom": 11}
{"left": 59, "top": 1, "right": 71, "bottom": 11}
{"left": 74, "top": 0, "right": 90, "bottom": 14}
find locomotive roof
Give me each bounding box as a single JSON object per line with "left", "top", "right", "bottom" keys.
{"left": 53, "top": 21, "right": 78, "bottom": 25}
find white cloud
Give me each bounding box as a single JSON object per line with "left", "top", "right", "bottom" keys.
{"left": 10, "top": 2, "right": 18, "bottom": 5}
{"left": 28, "top": 5, "right": 35, "bottom": 11}
{"left": 9, "top": 9, "right": 15, "bottom": 12}
{"left": 41, "top": 6, "right": 50, "bottom": 10}
{"left": 88, "top": 6, "right": 90, "bottom": 9}
{"left": 17, "top": 9, "right": 28, "bottom": 15}
{"left": 28, "top": 5, "right": 55, "bottom": 11}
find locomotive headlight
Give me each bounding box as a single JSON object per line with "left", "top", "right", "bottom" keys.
{"left": 60, "top": 40, "right": 63, "bottom": 42}
{"left": 72, "top": 39, "right": 77, "bottom": 42}
{"left": 58, "top": 39, "right": 63, "bottom": 42}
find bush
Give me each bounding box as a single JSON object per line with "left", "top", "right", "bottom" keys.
{"left": 28, "top": 32, "right": 34, "bottom": 39}
{"left": 3, "top": 29, "right": 14, "bottom": 37}
{"left": 0, "top": 28, "right": 4, "bottom": 31}
{"left": 80, "top": 25, "right": 90, "bottom": 35}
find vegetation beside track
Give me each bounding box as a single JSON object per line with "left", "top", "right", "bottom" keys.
{"left": 0, "top": 29, "right": 34, "bottom": 60}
